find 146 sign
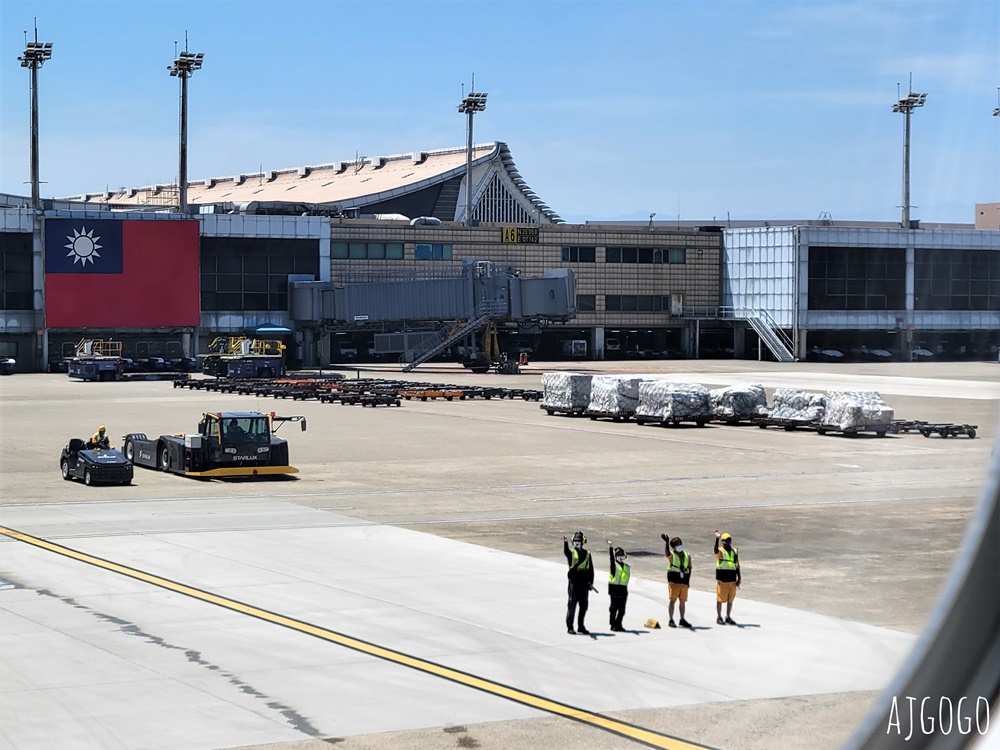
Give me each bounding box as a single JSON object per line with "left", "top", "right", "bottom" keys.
{"left": 501, "top": 227, "right": 539, "bottom": 244}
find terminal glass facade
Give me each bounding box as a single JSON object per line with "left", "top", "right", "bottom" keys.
{"left": 201, "top": 237, "right": 319, "bottom": 311}
{"left": 0, "top": 232, "right": 33, "bottom": 310}
{"left": 914, "top": 249, "right": 1000, "bottom": 311}
{"left": 807, "top": 247, "right": 906, "bottom": 311}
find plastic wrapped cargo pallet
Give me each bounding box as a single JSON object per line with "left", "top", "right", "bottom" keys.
{"left": 586, "top": 375, "right": 642, "bottom": 415}
{"left": 635, "top": 381, "right": 711, "bottom": 422}
{"left": 710, "top": 384, "right": 769, "bottom": 420}
{"left": 541, "top": 372, "right": 592, "bottom": 412}
{"left": 822, "top": 391, "right": 895, "bottom": 431}
{"left": 770, "top": 388, "right": 828, "bottom": 422}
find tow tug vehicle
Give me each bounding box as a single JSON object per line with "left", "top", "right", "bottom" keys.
{"left": 60, "top": 437, "right": 134, "bottom": 485}
{"left": 123, "top": 410, "right": 306, "bottom": 478}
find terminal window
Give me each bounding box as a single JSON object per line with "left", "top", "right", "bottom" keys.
{"left": 807, "top": 247, "right": 906, "bottom": 310}
{"left": 331, "top": 242, "right": 404, "bottom": 260}
{"left": 562, "top": 246, "right": 596, "bottom": 262}
{"left": 577, "top": 294, "right": 596, "bottom": 311}
{"left": 201, "top": 237, "right": 319, "bottom": 311}
{"left": 605, "top": 247, "right": 686, "bottom": 264}
{"left": 604, "top": 295, "right": 670, "bottom": 312}
{"left": 414, "top": 243, "right": 453, "bottom": 260}
{"left": 915, "top": 249, "right": 1000, "bottom": 310}
{"left": 0, "top": 232, "right": 33, "bottom": 310}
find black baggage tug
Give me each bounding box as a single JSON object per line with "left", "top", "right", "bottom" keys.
{"left": 123, "top": 411, "right": 306, "bottom": 478}
{"left": 60, "top": 439, "right": 134, "bottom": 485}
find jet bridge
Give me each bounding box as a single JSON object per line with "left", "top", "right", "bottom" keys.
{"left": 290, "top": 260, "right": 575, "bottom": 370}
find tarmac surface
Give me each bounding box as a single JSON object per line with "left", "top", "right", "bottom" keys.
{"left": 0, "top": 360, "right": 996, "bottom": 750}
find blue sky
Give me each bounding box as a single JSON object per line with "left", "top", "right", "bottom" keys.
{"left": 1, "top": 0, "right": 997, "bottom": 224}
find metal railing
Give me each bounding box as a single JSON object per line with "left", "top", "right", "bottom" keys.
{"left": 400, "top": 299, "right": 507, "bottom": 371}
{"left": 679, "top": 305, "right": 796, "bottom": 362}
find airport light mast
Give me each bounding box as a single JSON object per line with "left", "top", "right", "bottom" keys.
{"left": 458, "top": 86, "right": 487, "bottom": 226}
{"left": 19, "top": 23, "right": 53, "bottom": 211}
{"left": 892, "top": 79, "right": 927, "bottom": 229}
{"left": 168, "top": 36, "right": 204, "bottom": 213}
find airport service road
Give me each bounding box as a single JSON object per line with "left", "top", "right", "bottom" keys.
{"left": 0, "top": 499, "right": 913, "bottom": 750}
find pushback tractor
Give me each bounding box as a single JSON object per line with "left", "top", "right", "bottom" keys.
{"left": 123, "top": 411, "right": 306, "bottom": 478}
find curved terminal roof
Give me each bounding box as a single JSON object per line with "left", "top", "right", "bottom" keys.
{"left": 65, "top": 142, "right": 562, "bottom": 223}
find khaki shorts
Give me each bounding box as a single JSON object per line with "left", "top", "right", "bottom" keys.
{"left": 668, "top": 582, "right": 689, "bottom": 602}
{"left": 716, "top": 581, "right": 738, "bottom": 604}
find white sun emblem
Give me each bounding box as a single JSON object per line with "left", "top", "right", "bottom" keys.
{"left": 64, "top": 227, "right": 103, "bottom": 266}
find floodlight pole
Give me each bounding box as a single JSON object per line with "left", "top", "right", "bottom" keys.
{"left": 19, "top": 24, "right": 53, "bottom": 211}
{"left": 169, "top": 38, "right": 204, "bottom": 213}
{"left": 458, "top": 88, "right": 487, "bottom": 226}
{"left": 892, "top": 82, "right": 927, "bottom": 229}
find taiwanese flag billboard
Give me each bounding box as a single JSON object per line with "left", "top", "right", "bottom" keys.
{"left": 44, "top": 219, "right": 200, "bottom": 328}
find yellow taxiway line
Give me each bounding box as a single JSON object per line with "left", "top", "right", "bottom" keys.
{"left": 0, "top": 524, "right": 714, "bottom": 750}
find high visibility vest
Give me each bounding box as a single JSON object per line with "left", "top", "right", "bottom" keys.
{"left": 668, "top": 551, "right": 691, "bottom": 574}
{"left": 717, "top": 547, "right": 738, "bottom": 570}
{"left": 609, "top": 561, "right": 630, "bottom": 586}
{"left": 570, "top": 548, "right": 592, "bottom": 572}
{"left": 92, "top": 431, "right": 109, "bottom": 446}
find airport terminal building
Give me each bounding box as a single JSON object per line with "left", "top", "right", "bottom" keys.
{"left": 1, "top": 142, "right": 997, "bottom": 371}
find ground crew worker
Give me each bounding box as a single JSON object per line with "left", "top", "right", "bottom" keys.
{"left": 714, "top": 530, "right": 741, "bottom": 625}
{"left": 563, "top": 531, "right": 596, "bottom": 635}
{"left": 607, "top": 540, "right": 630, "bottom": 631}
{"left": 662, "top": 533, "right": 692, "bottom": 628}
{"left": 226, "top": 419, "right": 247, "bottom": 439}
{"left": 90, "top": 425, "right": 111, "bottom": 449}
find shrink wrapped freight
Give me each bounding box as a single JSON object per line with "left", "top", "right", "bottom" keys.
{"left": 709, "top": 384, "right": 769, "bottom": 420}
{"left": 636, "top": 381, "right": 711, "bottom": 421}
{"left": 822, "top": 391, "right": 895, "bottom": 430}
{"left": 770, "top": 388, "right": 829, "bottom": 423}
{"left": 541, "top": 372, "right": 593, "bottom": 411}
{"left": 586, "top": 375, "right": 642, "bottom": 415}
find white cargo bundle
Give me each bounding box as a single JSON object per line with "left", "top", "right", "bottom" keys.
{"left": 710, "top": 383, "right": 769, "bottom": 420}
{"left": 636, "top": 380, "right": 711, "bottom": 421}
{"left": 822, "top": 391, "right": 895, "bottom": 430}
{"left": 541, "top": 372, "right": 593, "bottom": 411}
{"left": 770, "top": 388, "right": 829, "bottom": 423}
{"left": 586, "top": 375, "right": 642, "bottom": 415}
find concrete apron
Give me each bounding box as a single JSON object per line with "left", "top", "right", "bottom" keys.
{"left": 0, "top": 498, "right": 913, "bottom": 750}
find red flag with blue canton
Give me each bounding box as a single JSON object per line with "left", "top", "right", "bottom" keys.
{"left": 44, "top": 219, "right": 199, "bottom": 328}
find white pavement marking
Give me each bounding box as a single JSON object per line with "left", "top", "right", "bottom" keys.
{"left": 1, "top": 500, "right": 914, "bottom": 750}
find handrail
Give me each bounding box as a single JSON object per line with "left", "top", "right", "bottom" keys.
{"left": 400, "top": 298, "right": 508, "bottom": 370}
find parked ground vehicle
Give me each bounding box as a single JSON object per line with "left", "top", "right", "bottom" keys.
{"left": 200, "top": 337, "right": 287, "bottom": 378}
{"left": 66, "top": 339, "right": 125, "bottom": 381}
{"left": 0, "top": 357, "right": 14, "bottom": 375}
{"left": 123, "top": 410, "right": 306, "bottom": 478}
{"left": 60, "top": 438, "right": 133, "bottom": 485}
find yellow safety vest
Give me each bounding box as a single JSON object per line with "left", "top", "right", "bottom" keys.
{"left": 570, "top": 548, "right": 592, "bottom": 571}
{"left": 668, "top": 551, "right": 691, "bottom": 574}
{"left": 609, "top": 561, "right": 630, "bottom": 586}
{"left": 717, "top": 547, "right": 738, "bottom": 570}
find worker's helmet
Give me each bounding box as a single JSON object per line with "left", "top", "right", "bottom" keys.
{"left": 572, "top": 531, "right": 586, "bottom": 546}
{"left": 720, "top": 532, "right": 732, "bottom": 541}
{"left": 614, "top": 546, "right": 627, "bottom": 559}
{"left": 98, "top": 425, "right": 106, "bottom": 432}
{"left": 670, "top": 536, "right": 683, "bottom": 548}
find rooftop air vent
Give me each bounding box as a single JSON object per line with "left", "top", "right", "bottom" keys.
{"left": 298, "top": 166, "right": 311, "bottom": 178}
{"left": 369, "top": 156, "right": 385, "bottom": 169}
{"left": 411, "top": 151, "right": 427, "bottom": 164}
